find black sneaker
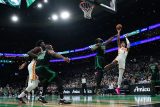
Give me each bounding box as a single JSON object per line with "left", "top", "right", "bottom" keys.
{"left": 16, "top": 97, "right": 26, "bottom": 104}
{"left": 38, "top": 97, "right": 48, "bottom": 103}
{"left": 59, "top": 99, "right": 72, "bottom": 105}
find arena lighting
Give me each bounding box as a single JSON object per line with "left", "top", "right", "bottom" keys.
{"left": 44, "top": 0, "right": 48, "bottom": 3}
{"left": 50, "top": 35, "right": 160, "bottom": 62}
{"left": 59, "top": 23, "right": 160, "bottom": 54}
{"left": 51, "top": 14, "right": 59, "bottom": 21}
{"left": 4, "top": 53, "right": 28, "bottom": 57}
{"left": 37, "top": 3, "right": 43, "bottom": 8}
{"left": 149, "top": 23, "right": 160, "bottom": 30}
{"left": 60, "top": 11, "right": 70, "bottom": 20}
{"left": 1, "top": 23, "right": 160, "bottom": 57}
{"left": 11, "top": 15, "right": 19, "bottom": 22}
{"left": 51, "top": 53, "right": 96, "bottom": 62}
{"left": 2, "top": 35, "right": 160, "bottom": 58}
{"left": 0, "top": 53, "right": 3, "bottom": 56}
{"left": 0, "top": 60, "right": 13, "bottom": 63}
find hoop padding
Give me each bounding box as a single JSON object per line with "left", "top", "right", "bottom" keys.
{"left": 79, "top": 1, "right": 95, "bottom": 19}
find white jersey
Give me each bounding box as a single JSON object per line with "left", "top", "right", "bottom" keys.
{"left": 115, "top": 47, "right": 128, "bottom": 69}
{"left": 114, "top": 37, "right": 130, "bottom": 69}
{"left": 28, "top": 59, "right": 37, "bottom": 81}
{"left": 117, "top": 47, "right": 128, "bottom": 60}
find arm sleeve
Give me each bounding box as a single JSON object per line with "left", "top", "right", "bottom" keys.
{"left": 125, "top": 37, "right": 130, "bottom": 48}
{"left": 103, "top": 35, "right": 116, "bottom": 45}
{"left": 89, "top": 44, "right": 98, "bottom": 51}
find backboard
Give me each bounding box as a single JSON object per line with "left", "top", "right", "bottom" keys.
{"left": 85, "top": 0, "right": 117, "bottom": 13}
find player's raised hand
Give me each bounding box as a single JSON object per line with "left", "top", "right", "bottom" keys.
{"left": 19, "top": 62, "right": 27, "bottom": 70}
{"left": 124, "top": 33, "right": 129, "bottom": 38}
{"left": 116, "top": 24, "right": 122, "bottom": 34}
{"left": 64, "top": 57, "right": 70, "bottom": 63}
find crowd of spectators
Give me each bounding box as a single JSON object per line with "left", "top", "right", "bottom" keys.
{"left": 62, "top": 56, "right": 160, "bottom": 89}
{"left": 0, "top": 55, "right": 160, "bottom": 97}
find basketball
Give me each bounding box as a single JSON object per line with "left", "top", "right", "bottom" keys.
{"left": 34, "top": 47, "right": 42, "bottom": 54}
{"left": 116, "top": 24, "right": 122, "bottom": 30}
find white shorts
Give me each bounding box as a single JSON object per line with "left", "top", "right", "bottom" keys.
{"left": 26, "top": 79, "right": 39, "bottom": 92}
{"left": 28, "top": 79, "right": 39, "bottom": 86}
{"left": 115, "top": 56, "right": 126, "bottom": 69}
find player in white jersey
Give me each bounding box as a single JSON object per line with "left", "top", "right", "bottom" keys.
{"left": 17, "top": 40, "right": 45, "bottom": 104}
{"left": 17, "top": 59, "right": 40, "bottom": 104}
{"left": 27, "top": 59, "right": 38, "bottom": 87}
{"left": 17, "top": 59, "right": 39, "bottom": 104}
{"left": 104, "top": 24, "right": 130, "bottom": 95}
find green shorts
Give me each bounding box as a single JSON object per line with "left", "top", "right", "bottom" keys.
{"left": 95, "top": 56, "right": 105, "bottom": 70}
{"left": 36, "top": 65, "right": 57, "bottom": 83}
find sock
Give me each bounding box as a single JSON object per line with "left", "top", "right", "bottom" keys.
{"left": 117, "top": 69, "right": 124, "bottom": 88}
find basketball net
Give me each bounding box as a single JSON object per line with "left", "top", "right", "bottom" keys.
{"left": 79, "top": 1, "right": 95, "bottom": 19}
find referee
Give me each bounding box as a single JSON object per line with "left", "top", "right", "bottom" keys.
{"left": 81, "top": 75, "right": 88, "bottom": 95}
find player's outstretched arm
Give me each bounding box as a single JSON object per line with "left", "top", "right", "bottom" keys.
{"left": 89, "top": 44, "right": 99, "bottom": 51}
{"left": 116, "top": 24, "right": 122, "bottom": 48}
{"left": 48, "top": 50, "right": 70, "bottom": 63}
{"left": 117, "top": 30, "right": 121, "bottom": 48}
{"left": 125, "top": 34, "right": 130, "bottom": 51}
{"left": 103, "top": 35, "right": 116, "bottom": 46}
{"left": 19, "top": 62, "right": 27, "bottom": 70}
{"left": 27, "top": 47, "right": 42, "bottom": 59}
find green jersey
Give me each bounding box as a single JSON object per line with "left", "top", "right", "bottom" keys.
{"left": 36, "top": 50, "right": 53, "bottom": 66}
{"left": 149, "top": 62, "right": 159, "bottom": 81}
{"left": 149, "top": 63, "right": 158, "bottom": 74}
{"left": 90, "top": 44, "right": 106, "bottom": 70}
{"left": 35, "top": 50, "right": 57, "bottom": 83}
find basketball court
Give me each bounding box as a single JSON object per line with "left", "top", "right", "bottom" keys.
{"left": 0, "top": 95, "right": 160, "bottom": 107}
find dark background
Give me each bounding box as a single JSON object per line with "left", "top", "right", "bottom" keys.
{"left": 0, "top": 0, "right": 159, "bottom": 53}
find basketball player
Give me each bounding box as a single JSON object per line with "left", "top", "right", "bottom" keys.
{"left": 81, "top": 74, "right": 87, "bottom": 95}
{"left": 104, "top": 24, "right": 130, "bottom": 95}
{"left": 34, "top": 44, "right": 71, "bottom": 104}
{"left": 17, "top": 40, "right": 45, "bottom": 104}
{"left": 17, "top": 59, "right": 39, "bottom": 104}
{"left": 89, "top": 35, "right": 116, "bottom": 94}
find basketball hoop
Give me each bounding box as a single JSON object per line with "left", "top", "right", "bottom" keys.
{"left": 79, "top": 1, "right": 95, "bottom": 19}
